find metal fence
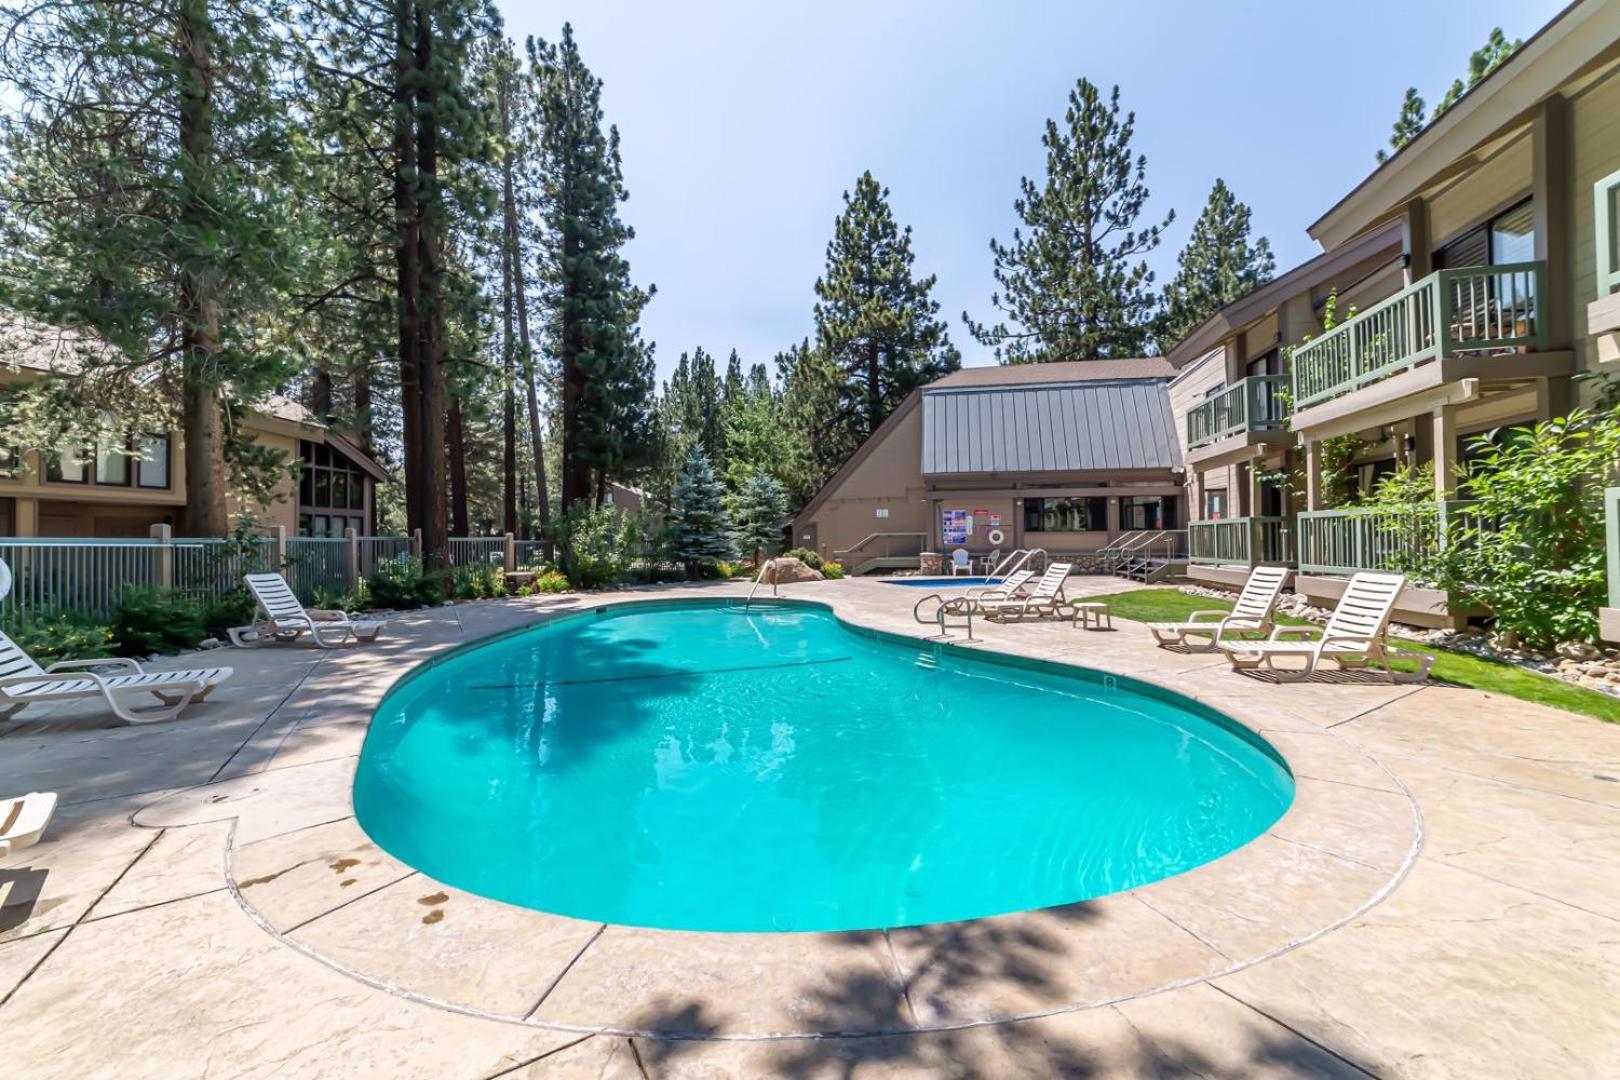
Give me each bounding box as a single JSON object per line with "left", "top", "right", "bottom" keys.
{"left": 0, "top": 530, "right": 551, "bottom": 623}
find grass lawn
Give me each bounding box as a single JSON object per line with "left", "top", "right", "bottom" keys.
{"left": 1094, "top": 587, "right": 1620, "bottom": 725}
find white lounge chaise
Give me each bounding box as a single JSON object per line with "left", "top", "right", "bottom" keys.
{"left": 0, "top": 630, "right": 233, "bottom": 724}
{"left": 1, "top": 791, "right": 58, "bottom": 857}
{"left": 229, "top": 573, "right": 385, "bottom": 649}
{"left": 1218, "top": 571, "right": 1434, "bottom": 683}
{"left": 1148, "top": 565, "right": 1291, "bottom": 650}
{"left": 978, "top": 563, "right": 1077, "bottom": 622}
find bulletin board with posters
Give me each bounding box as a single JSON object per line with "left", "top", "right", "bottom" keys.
{"left": 941, "top": 508, "right": 970, "bottom": 546}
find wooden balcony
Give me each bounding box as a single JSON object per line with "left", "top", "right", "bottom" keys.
{"left": 1295, "top": 502, "right": 1479, "bottom": 576}
{"left": 1187, "top": 516, "right": 1293, "bottom": 567}
{"left": 1185, "top": 375, "right": 1290, "bottom": 451}
{"left": 1291, "top": 263, "right": 1547, "bottom": 411}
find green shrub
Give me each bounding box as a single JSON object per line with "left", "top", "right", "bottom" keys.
{"left": 308, "top": 586, "right": 362, "bottom": 614}
{"left": 1, "top": 612, "right": 115, "bottom": 663}
{"left": 202, "top": 588, "right": 257, "bottom": 639}
{"left": 112, "top": 588, "right": 205, "bottom": 656}
{"left": 555, "top": 504, "right": 640, "bottom": 589}
{"left": 366, "top": 557, "right": 444, "bottom": 609}
{"left": 821, "top": 561, "right": 845, "bottom": 580}
{"left": 535, "top": 569, "right": 570, "bottom": 594}
{"left": 450, "top": 563, "right": 509, "bottom": 600}
{"left": 785, "top": 547, "right": 823, "bottom": 571}
{"left": 715, "top": 560, "right": 740, "bottom": 580}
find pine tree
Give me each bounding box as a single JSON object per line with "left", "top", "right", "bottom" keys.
{"left": 813, "top": 173, "right": 960, "bottom": 441}
{"left": 1377, "top": 89, "right": 1428, "bottom": 162}
{"left": 1156, "top": 180, "right": 1276, "bottom": 350}
{"left": 966, "top": 79, "right": 1172, "bottom": 363}
{"left": 777, "top": 340, "right": 854, "bottom": 505}
{"left": 1376, "top": 28, "right": 1519, "bottom": 163}
{"left": 730, "top": 468, "right": 789, "bottom": 566}
{"left": 814, "top": 171, "right": 960, "bottom": 442}
{"left": 666, "top": 445, "right": 736, "bottom": 574}
{"left": 528, "top": 25, "right": 654, "bottom": 511}
{"left": 0, "top": 1, "right": 305, "bottom": 534}
{"left": 720, "top": 374, "right": 793, "bottom": 492}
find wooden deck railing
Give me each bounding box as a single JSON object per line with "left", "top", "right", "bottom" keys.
{"left": 1296, "top": 501, "right": 1480, "bottom": 576}
{"left": 1291, "top": 262, "right": 1546, "bottom": 410}
{"left": 1187, "top": 516, "right": 1293, "bottom": 567}
{"left": 1186, "top": 375, "right": 1290, "bottom": 449}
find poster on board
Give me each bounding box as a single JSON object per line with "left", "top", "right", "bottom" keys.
{"left": 942, "top": 508, "right": 970, "bottom": 545}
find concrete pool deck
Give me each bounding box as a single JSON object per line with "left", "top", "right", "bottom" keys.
{"left": 1, "top": 577, "right": 1617, "bottom": 1077}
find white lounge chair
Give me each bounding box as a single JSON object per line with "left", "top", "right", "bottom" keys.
{"left": 0, "top": 629, "right": 232, "bottom": 724}
{"left": 1148, "top": 565, "right": 1291, "bottom": 650}
{"left": 1218, "top": 572, "right": 1434, "bottom": 683}
{"left": 978, "top": 563, "right": 1076, "bottom": 622}
{"left": 1, "top": 791, "right": 57, "bottom": 857}
{"left": 229, "top": 573, "right": 385, "bottom": 649}
{"left": 948, "top": 549, "right": 973, "bottom": 576}
{"left": 935, "top": 568, "right": 1037, "bottom": 617}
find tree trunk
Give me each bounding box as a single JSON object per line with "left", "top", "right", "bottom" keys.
{"left": 865, "top": 339, "right": 881, "bottom": 438}
{"left": 353, "top": 365, "right": 374, "bottom": 452}
{"left": 413, "top": 7, "right": 449, "bottom": 570}
{"left": 559, "top": 219, "right": 589, "bottom": 509}
{"left": 497, "top": 70, "right": 518, "bottom": 536}
{"left": 507, "top": 190, "right": 550, "bottom": 545}
{"left": 448, "top": 396, "right": 469, "bottom": 536}
{"left": 394, "top": 0, "right": 423, "bottom": 539}
{"left": 311, "top": 367, "right": 333, "bottom": 421}
{"left": 177, "top": 1, "right": 229, "bottom": 536}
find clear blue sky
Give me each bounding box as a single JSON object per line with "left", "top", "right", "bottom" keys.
{"left": 497, "top": 1, "right": 1566, "bottom": 381}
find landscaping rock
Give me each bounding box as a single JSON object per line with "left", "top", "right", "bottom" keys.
{"left": 760, "top": 556, "right": 824, "bottom": 585}
{"left": 1558, "top": 641, "right": 1602, "bottom": 662}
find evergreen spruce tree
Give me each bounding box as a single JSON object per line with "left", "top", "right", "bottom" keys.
{"left": 814, "top": 171, "right": 960, "bottom": 440}
{"left": 1156, "top": 180, "right": 1275, "bottom": 350}
{"left": 966, "top": 79, "right": 1171, "bottom": 363}
{"left": 528, "top": 25, "right": 654, "bottom": 510}
{"left": 1377, "top": 89, "right": 1429, "bottom": 162}
{"left": 730, "top": 468, "right": 789, "bottom": 566}
{"left": 666, "top": 445, "right": 736, "bottom": 575}
{"left": 777, "top": 339, "right": 855, "bottom": 506}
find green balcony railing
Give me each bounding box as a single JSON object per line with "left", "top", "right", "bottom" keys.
{"left": 1296, "top": 501, "right": 1480, "bottom": 576}
{"left": 1186, "top": 374, "right": 1290, "bottom": 449}
{"left": 1291, "top": 262, "right": 1546, "bottom": 411}
{"left": 1188, "top": 516, "right": 1294, "bottom": 567}
{"left": 1598, "top": 168, "right": 1620, "bottom": 298}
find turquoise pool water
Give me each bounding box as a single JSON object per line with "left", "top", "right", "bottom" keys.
{"left": 354, "top": 600, "right": 1293, "bottom": 933}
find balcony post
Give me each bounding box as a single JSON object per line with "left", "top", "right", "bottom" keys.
{"left": 1304, "top": 440, "right": 1324, "bottom": 511}
{"left": 1432, "top": 404, "right": 1458, "bottom": 500}
{"left": 1532, "top": 95, "right": 1572, "bottom": 351}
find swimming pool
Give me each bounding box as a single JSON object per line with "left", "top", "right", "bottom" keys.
{"left": 355, "top": 600, "right": 1293, "bottom": 933}
{"left": 880, "top": 576, "right": 1001, "bottom": 587}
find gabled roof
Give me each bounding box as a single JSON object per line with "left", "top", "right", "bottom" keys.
{"left": 922, "top": 379, "right": 1182, "bottom": 475}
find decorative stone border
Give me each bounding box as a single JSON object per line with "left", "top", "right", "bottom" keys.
{"left": 137, "top": 587, "right": 1423, "bottom": 1041}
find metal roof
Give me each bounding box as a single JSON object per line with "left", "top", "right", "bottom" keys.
{"left": 921, "top": 380, "right": 1182, "bottom": 475}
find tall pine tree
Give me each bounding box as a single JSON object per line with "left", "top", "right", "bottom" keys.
{"left": 1156, "top": 179, "right": 1275, "bottom": 350}
{"left": 966, "top": 79, "right": 1171, "bottom": 363}
{"left": 528, "top": 25, "right": 654, "bottom": 511}
{"left": 0, "top": 1, "right": 304, "bottom": 534}
{"left": 1376, "top": 28, "right": 1520, "bottom": 162}
{"left": 814, "top": 172, "right": 960, "bottom": 441}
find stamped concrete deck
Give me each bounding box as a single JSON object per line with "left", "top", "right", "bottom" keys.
{"left": 1, "top": 577, "right": 1617, "bottom": 1077}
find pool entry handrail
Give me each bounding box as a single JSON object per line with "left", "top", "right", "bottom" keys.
{"left": 986, "top": 548, "right": 1046, "bottom": 580}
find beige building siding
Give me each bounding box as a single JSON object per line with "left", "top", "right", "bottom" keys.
{"left": 1570, "top": 66, "right": 1620, "bottom": 385}
{"left": 793, "top": 400, "right": 929, "bottom": 559}
{"left": 1168, "top": 348, "right": 1242, "bottom": 519}
{"left": 1427, "top": 134, "right": 1534, "bottom": 246}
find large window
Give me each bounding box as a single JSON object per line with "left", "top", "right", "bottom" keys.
{"left": 1435, "top": 198, "right": 1534, "bottom": 269}
{"left": 298, "top": 440, "right": 368, "bottom": 536}
{"left": 40, "top": 432, "right": 168, "bottom": 489}
{"left": 1203, "top": 489, "right": 1228, "bottom": 521}
{"left": 1120, "top": 496, "right": 1175, "bottom": 531}
{"left": 1024, "top": 496, "right": 1107, "bottom": 533}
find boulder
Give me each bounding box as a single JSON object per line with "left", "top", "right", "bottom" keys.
{"left": 760, "top": 556, "right": 824, "bottom": 585}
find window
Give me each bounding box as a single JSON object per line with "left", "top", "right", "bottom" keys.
{"left": 1024, "top": 496, "right": 1107, "bottom": 532}
{"left": 1120, "top": 496, "right": 1175, "bottom": 531}
{"left": 47, "top": 448, "right": 90, "bottom": 484}
{"left": 1203, "top": 489, "right": 1228, "bottom": 520}
{"left": 1435, "top": 198, "right": 1534, "bottom": 269}
{"left": 1204, "top": 382, "right": 1226, "bottom": 399}
{"left": 94, "top": 435, "right": 130, "bottom": 486}
{"left": 137, "top": 434, "right": 170, "bottom": 489}
{"left": 297, "top": 439, "right": 370, "bottom": 535}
